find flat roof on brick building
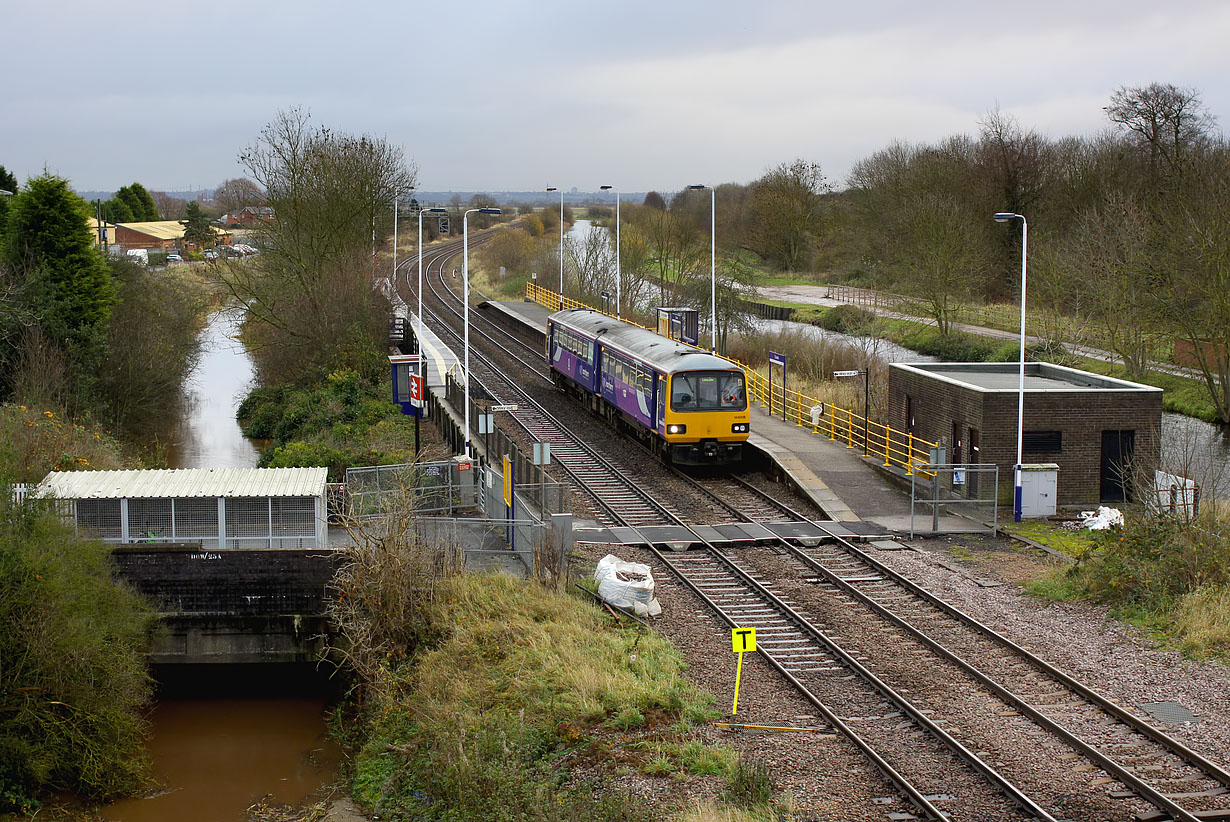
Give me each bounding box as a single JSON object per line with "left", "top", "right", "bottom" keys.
{"left": 891, "top": 362, "right": 1161, "bottom": 394}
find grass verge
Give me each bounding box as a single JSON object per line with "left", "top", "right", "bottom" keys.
{"left": 347, "top": 573, "right": 779, "bottom": 820}
{"left": 1018, "top": 509, "right": 1230, "bottom": 661}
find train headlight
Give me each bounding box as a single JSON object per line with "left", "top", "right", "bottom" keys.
{"left": 731, "top": 423, "right": 749, "bottom": 433}
{"left": 667, "top": 424, "right": 686, "bottom": 435}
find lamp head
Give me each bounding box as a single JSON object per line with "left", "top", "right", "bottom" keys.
{"left": 546, "top": 186, "right": 557, "bottom": 192}
{"left": 688, "top": 184, "right": 706, "bottom": 190}
{"left": 427, "top": 207, "right": 446, "bottom": 213}
{"left": 479, "top": 208, "right": 502, "bottom": 215}
{"left": 993, "top": 212, "right": 1018, "bottom": 223}
{"left": 600, "top": 185, "right": 613, "bottom": 191}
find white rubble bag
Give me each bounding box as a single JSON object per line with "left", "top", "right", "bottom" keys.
{"left": 1081, "top": 506, "right": 1124, "bottom": 530}
{"left": 594, "top": 554, "right": 662, "bottom": 617}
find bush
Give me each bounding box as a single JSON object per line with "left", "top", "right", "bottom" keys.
{"left": 241, "top": 372, "right": 416, "bottom": 481}
{"left": 0, "top": 492, "right": 153, "bottom": 806}
{"left": 909, "top": 330, "right": 996, "bottom": 362}
{"left": 816, "top": 304, "right": 877, "bottom": 335}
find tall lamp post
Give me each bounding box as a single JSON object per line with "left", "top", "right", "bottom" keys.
{"left": 462, "top": 207, "right": 503, "bottom": 458}
{"left": 993, "top": 211, "right": 1028, "bottom": 522}
{"left": 688, "top": 184, "right": 717, "bottom": 351}
{"left": 415, "top": 204, "right": 448, "bottom": 452}
{"left": 600, "top": 185, "right": 620, "bottom": 318}
{"left": 546, "top": 186, "right": 565, "bottom": 301}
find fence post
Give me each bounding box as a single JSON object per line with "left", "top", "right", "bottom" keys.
{"left": 905, "top": 433, "right": 914, "bottom": 474}
{"left": 884, "top": 427, "right": 892, "bottom": 467}
{"left": 846, "top": 408, "right": 854, "bottom": 448}
{"left": 828, "top": 410, "right": 836, "bottom": 441}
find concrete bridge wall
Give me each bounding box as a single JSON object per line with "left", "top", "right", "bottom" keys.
{"left": 111, "top": 544, "right": 341, "bottom": 665}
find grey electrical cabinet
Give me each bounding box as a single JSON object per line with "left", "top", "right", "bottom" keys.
{"left": 1020, "top": 463, "right": 1059, "bottom": 518}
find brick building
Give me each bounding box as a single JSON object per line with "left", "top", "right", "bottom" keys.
{"left": 888, "top": 362, "right": 1162, "bottom": 506}
{"left": 114, "top": 220, "right": 234, "bottom": 251}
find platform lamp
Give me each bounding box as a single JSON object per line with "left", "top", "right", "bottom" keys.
{"left": 462, "top": 207, "right": 503, "bottom": 458}
{"left": 688, "top": 184, "right": 717, "bottom": 351}
{"left": 993, "top": 211, "right": 1028, "bottom": 522}
{"left": 546, "top": 186, "right": 564, "bottom": 302}
{"left": 600, "top": 185, "right": 620, "bottom": 318}
{"left": 414, "top": 204, "right": 448, "bottom": 453}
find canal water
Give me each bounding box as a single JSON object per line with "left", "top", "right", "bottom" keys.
{"left": 102, "top": 309, "right": 341, "bottom": 821}
{"left": 164, "top": 308, "right": 263, "bottom": 470}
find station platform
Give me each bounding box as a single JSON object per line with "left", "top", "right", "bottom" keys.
{"left": 471, "top": 299, "right": 986, "bottom": 539}
{"left": 387, "top": 282, "right": 458, "bottom": 387}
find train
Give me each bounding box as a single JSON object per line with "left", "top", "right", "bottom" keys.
{"left": 546, "top": 308, "right": 750, "bottom": 465}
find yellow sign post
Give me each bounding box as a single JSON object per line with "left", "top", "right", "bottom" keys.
{"left": 731, "top": 627, "right": 756, "bottom": 714}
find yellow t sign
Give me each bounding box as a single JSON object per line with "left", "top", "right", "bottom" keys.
{"left": 731, "top": 627, "right": 757, "bottom": 714}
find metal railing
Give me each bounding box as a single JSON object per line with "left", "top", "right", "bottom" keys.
{"left": 526, "top": 283, "right": 936, "bottom": 475}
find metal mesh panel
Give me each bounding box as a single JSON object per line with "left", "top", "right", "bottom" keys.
{"left": 225, "top": 498, "right": 269, "bottom": 537}
{"left": 128, "top": 498, "right": 173, "bottom": 540}
{"left": 76, "top": 499, "right": 121, "bottom": 539}
{"left": 173, "top": 498, "right": 218, "bottom": 538}
{"left": 272, "top": 497, "right": 315, "bottom": 537}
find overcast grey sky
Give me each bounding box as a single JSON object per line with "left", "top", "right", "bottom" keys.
{"left": 3, "top": 0, "right": 1228, "bottom": 195}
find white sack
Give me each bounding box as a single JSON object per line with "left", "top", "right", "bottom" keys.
{"left": 1081, "top": 506, "right": 1124, "bottom": 530}
{"left": 594, "top": 554, "right": 662, "bottom": 617}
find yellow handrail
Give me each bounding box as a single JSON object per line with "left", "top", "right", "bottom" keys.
{"left": 525, "top": 283, "right": 936, "bottom": 474}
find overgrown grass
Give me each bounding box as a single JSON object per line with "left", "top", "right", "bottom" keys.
{"left": 238, "top": 369, "right": 420, "bottom": 481}
{"left": 0, "top": 403, "right": 131, "bottom": 483}
{"left": 1020, "top": 509, "right": 1230, "bottom": 660}
{"left": 347, "top": 574, "right": 775, "bottom": 820}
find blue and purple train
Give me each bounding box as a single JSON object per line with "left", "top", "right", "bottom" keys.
{"left": 546, "top": 308, "right": 749, "bottom": 465}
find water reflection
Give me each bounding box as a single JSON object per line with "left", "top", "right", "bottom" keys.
{"left": 167, "top": 309, "right": 262, "bottom": 470}
{"left": 1162, "top": 412, "right": 1230, "bottom": 501}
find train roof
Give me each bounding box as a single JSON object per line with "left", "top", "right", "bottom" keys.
{"left": 548, "top": 308, "right": 740, "bottom": 374}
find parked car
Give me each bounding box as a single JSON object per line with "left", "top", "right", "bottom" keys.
{"left": 166, "top": 253, "right": 183, "bottom": 263}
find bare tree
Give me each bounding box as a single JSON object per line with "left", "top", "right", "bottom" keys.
{"left": 1152, "top": 148, "right": 1230, "bottom": 422}
{"left": 213, "top": 177, "right": 266, "bottom": 213}
{"left": 219, "top": 108, "right": 417, "bottom": 382}
{"left": 1060, "top": 193, "right": 1158, "bottom": 379}
{"left": 747, "top": 159, "right": 830, "bottom": 271}
{"left": 1105, "top": 83, "right": 1218, "bottom": 185}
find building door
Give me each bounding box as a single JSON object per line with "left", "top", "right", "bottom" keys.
{"left": 968, "top": 428, "right": 980, "bottom": 496}
{"left": 950, "top": 421, "right": 963, "bottom": 464}
{"left": 1100, "top": 430, "right": 1136, "bottom": 502}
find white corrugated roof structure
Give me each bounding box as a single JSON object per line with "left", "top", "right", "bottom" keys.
{"left": 37, "top": 467, "right": 328, "bottom": 500}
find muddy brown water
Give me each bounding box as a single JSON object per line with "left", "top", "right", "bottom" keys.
{"left": 102, "top": 311, "right": 343, "bottom": 821}
{"left": 99, "top": 696, "right": 341, "bottom": 822}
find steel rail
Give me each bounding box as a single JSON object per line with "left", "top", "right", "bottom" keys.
{"left": 714, "top": 475, "right": 1230, "bottom": 821}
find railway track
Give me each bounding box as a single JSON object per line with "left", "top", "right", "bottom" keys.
{"left": 385, "top": 231, "right": 1230, "bottom": 820}
{"left": 672, "top": 476, "right": 1230, "bottom": 821}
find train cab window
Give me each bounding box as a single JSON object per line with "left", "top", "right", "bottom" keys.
{"left": 671, "top": 371, "right": 746, "bottom": 411}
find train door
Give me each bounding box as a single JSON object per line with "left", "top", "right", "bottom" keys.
{"left": 656, "top": 375, "right": 667, "bottom": 433}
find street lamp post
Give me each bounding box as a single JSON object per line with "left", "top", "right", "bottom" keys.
{"left": 688, "top": 184, "right": 717, "bottom": 351}
{"left": 462, "top": 207, "right": 503, "bottom": 458}
{"left": 415, "top": 204, "right": 448, "bottom": 453}
{"left": 993, "top": 211, "right": 1028, "bottom": 522}
{"left": 600, "top": 185, "right": 620, "bottom": 318}
{"left": 546, "top": 186, "right": 564, "bottom": 301}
